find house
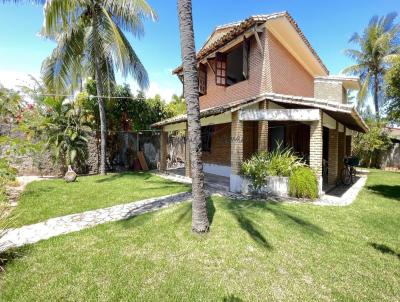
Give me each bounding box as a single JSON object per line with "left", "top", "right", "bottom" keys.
{"left": 152, "top": 12, "right": 368, "bottom": 194}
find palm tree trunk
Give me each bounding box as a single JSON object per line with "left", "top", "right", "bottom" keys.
{"left": 93, "top": 7, "right": 107, "bottom": 175}
{"left": 177, "top": 0, "right": 209, "bottom": 233}
{"left": 374, "top": 73, "right": 380, "bottom": 119}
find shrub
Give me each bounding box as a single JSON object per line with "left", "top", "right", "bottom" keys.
{"left": 242, "top": 147, "right": 303, "bottom": 190}
{"left": 0, "top": 159, "right": 17, "bottom": 182}
{"left": 289, "top": 167, "right": 318, "bottom": 200}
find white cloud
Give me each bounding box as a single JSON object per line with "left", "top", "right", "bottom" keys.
{"left": 145, "top": 81, "right": 181, "bottom": 102}
{"left": 0, "top": 70, "right": 40, "bottom": 90}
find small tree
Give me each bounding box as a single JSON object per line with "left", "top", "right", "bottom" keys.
{"left": 385, "top": 58, "right": 400, "bottom": 122}
{"left": 353, "top": 121, "right": 392, "bottom": 167}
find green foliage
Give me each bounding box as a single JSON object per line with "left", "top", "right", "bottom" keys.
{"left": 40, "top": 0, "right": 156, "bottom": 93}
{"left": 242, "top": 147, "right": 303, "bottom": 189}
{"left": 353, "top": 121, "right": 392, "bottom": 167}
{"left": 343, "top": 12, "right": 400, "bottom": 115}
{"left": 289, "top": 166, "right": 318, "bottom": 200}
{"left": 84, "top": 79, "right": 174, "bottom": 132}
{"left": 385, "top": 58, "right": 400, "bottom": 122}
{"left": 23, "top": 81, "right": 95, "bottom": 172}
{"left": 0, "top": 159, "right": 17, "bottom": 182}
{"left": 165, "top": 94, "right": 186, "bottom": 116}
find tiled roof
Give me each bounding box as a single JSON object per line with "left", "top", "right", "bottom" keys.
{"left": 151, "top": 92, "right": 368, "bottom": 133}
{"left": 173, "top": 12, "right": 329, "bottom": 74}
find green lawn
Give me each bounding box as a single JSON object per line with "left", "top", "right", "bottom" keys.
{"left": 8, "top": 172, "right": 189, "bottom": 227}
{"left": 1, "top": 170, "right": 399, "bottom": 301}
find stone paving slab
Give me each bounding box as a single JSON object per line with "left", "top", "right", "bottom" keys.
{"left": 315, "top": 176, "right": 367, "bottom": 206}
{"left": 0, "top": 192, "right": 191, "bottom": 252}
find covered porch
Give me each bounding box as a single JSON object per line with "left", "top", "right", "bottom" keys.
{"left": 153, "top": 93, "right": 368, "bottom": 196}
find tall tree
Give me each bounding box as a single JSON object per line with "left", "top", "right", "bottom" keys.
{"left": 343, "top": 13, "right": 400, "bottom": 118}
{"left": 177, "top": 0, "right": 209, "bottom": 233}
{"left": 40, "top": 0, "right": 156, "bottom": 174}
{"left": 385, "top": 58, "right": 400, "bottom": 122}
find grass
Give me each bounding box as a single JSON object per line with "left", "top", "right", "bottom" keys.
{"left": 0, "top": 170, "right": 399, "bottom": 301}
{"left": 8, "top": 172, "right": 189, "bottom": 227}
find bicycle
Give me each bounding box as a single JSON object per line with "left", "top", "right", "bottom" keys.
{"left": 341, "top": 156, "right": 359, "bottom": 185}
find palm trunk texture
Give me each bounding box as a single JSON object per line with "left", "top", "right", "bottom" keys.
{"left": 177, "top": 0, "right": 209, "bottom": 233}
{"left": 93, "top": 6, "right": 107, "bottom": 175}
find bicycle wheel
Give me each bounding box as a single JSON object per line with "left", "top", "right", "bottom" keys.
{"left": 341, "top": 167, "right": 351, "bottom": 186}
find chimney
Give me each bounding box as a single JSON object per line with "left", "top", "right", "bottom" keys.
{"left": 314, "top": 76, "right": 361, "bottom": 104}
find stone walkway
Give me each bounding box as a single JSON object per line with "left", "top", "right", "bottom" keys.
{"left": 0, "top": 192, "right": 191, "bottom": 252}
{"left": 315, "top": 175, "right": 367, "bottom": 206}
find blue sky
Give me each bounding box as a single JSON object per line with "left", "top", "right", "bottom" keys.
{"left": 0, "top": 0, "right": 399, "bottom": 101}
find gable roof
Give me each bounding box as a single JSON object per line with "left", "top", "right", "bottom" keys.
{"left": 173, "top": 12, "right": 329, "bottom": 75}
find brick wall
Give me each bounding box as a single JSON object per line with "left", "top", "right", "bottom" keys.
{"left": 258, "top": 100, "right": 269, "bottom": 151}
{"left": 328, "top": 128, "right": 339, "bottom": 185}
{"left": 230, "top": 111, "right": 243, "bottom": 175}
{"left": 199, "top": 30, "right": 316, "bottom": 110}
{"left": 314, "top": 79, "right": 347, "bottom": 104}
{"left": 337, "top": 131, "right": 345, "bottom": 174}
{"left": 346, "top": 136, "right": 352, "bottom": 156}
{"left": 267, "top": 31, "right": 314, "bottom": 97}
{"left": 202, "top": 123, "right": 231, "bottom": 166}
{"left": 243, "top": 121, "right": 258, "bottom": 161}
{"left": 199, "top": 35, "right": 264, "bottom": 110}
{"left": 309, "top": 113, "right": 323, "bottom": 178}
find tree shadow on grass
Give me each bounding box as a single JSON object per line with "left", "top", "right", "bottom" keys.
{"left": 367, "top": 185, "right": 400, "bottom": 200}
{"left": 95, "top": 173, "right": 126, "bottom": 183}
{"left": 226, "top": 202, "right": 272, "bottom": 250}
{"left": 0, "top": 246, "right": 29, "bottom": 273}
{"left": 369, "top": 243, "right": 400, "bottom": 259}
{"left": 174, "top": 197, "right": 216, "bottom": 226}
{"left": 225, "top": 199, "right": 326, "bottom": 250}
{"left": 222, "top": 294, "right": 243, "bottom": 302}
{"left": 264, "top": 205, "right": 327, "bottom": 236}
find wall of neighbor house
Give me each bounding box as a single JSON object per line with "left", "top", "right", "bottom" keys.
{"left": 267, "top": 31, "right": 314, "bottom": 97}
{"left": 199, "top": 35, "right": 264, "bottom": 110}
{"left": 202, "top": 123, "right": 231, "bottom": 165}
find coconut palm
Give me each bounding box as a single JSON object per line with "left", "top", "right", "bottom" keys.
{"left": 177, "top": 0, "right": 209, "bottom": 233}
{"left": 40, "top": 0, "right": 156, "bottom": 174}
{"left": 343, "top": 13, "right": 400, "bottom": 118}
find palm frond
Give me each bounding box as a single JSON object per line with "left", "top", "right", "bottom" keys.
{"left": 343, "top": 49, "right": 364, "bottom": 62}
{"left": 104, "top": 0, "right": 157, "bottom": 37}
{"left": 99, "top": 8, "right": 149, "bottom": 89}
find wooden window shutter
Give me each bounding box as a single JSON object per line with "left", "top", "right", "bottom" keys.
{"left": 243, "top": 37, "right": 250, "bottom": 80}
{"left": 198, "top": 64, "right": 207, "bottom": 95}
{"left": 215, "top": 52, "right": 227, "bottom": 86}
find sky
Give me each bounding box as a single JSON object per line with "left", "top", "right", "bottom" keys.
{"left": 0, "top": 0, "right": 399, "bottom": 102}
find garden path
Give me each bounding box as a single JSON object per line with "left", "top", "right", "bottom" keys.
{"left": 0, "top": 192, "right": 191, "bottom": 252}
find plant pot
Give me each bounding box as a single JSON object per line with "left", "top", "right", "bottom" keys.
{"left": 64, "top": 165, "right": 77, "bottom": 183}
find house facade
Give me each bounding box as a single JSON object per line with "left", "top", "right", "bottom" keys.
{"left": 152, "top": 12, "right": 368, "bottom": 194}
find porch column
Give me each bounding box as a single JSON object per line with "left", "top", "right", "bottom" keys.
{"left": 230, "top": 111, "right": 243, "bottom": 192}
{"left": 309, "top": 110, "right": 323, "bottom": 194}
{"left": 328, "top": 127, "right": 339, "bottom": 186}
{"left": 337, "top": 128, "right": 346, "bottom": 174}
{"left": 258, "top": 100, "right": 269, "bottom": 152}
{"left": 346, "top": 135, "right": 352, "bottom": 156}
{"left": 159, "top": 130, "right": 168, "bottom": 171}
{"left": 185, "top": 124, "right": 191, "bottom": 177}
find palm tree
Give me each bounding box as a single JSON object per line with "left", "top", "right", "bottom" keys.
{"left": 39, "top": 0, "right": 156, "bottom": 174}
{"left": 177, "top": 0, "right": 209, "bottom": 233}
{"left": 343, "top": 13, "right": 400, "bottom": 118}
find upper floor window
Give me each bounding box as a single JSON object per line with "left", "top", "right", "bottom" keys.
{"left": 215, "top": 37, "right": 250, "bottom": 87}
